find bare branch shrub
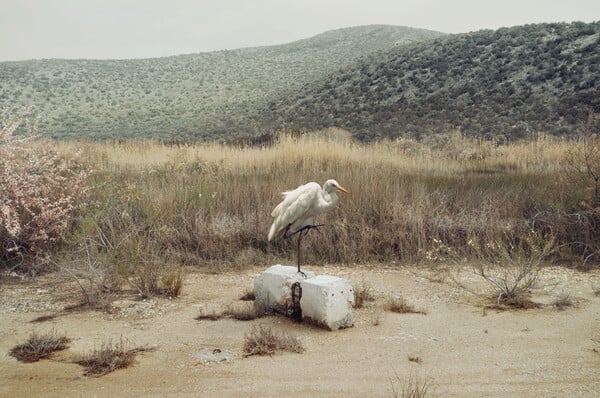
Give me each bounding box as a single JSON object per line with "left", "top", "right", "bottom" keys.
{"left": 470, "top": 232, "right": 555, "bottom": 307}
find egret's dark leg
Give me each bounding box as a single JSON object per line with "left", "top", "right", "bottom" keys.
{"left": 296, "top": 230, "right": 303, "bottom": 273}
{"left": 284, "top": 224, "right": 324, "bottom": 277}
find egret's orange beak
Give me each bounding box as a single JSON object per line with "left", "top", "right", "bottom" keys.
{"left": 337, "top": 184, "right": 349, "bottom": 194}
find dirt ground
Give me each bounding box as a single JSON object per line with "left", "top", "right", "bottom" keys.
{"left": 1, "top": 263, "right": 599, "bottom": 398}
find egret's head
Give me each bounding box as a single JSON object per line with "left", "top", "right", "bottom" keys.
{"left": 324, "top": 179, "right": 349, "bottom": 194}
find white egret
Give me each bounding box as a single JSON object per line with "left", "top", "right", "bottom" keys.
{"left": 268, "top": 179, "right": 349, "bottom": 273}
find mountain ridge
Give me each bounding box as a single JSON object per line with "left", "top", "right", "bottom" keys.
{"left": 262, "top": 21, "right": 600, "bottom": 141}
{"left": 0, "top": 25, "right": 443, "bottom": 140}
{"left": 2, "top": 22, "right": 598, "bottom": 142}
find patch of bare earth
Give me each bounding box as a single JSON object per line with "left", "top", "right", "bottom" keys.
{"left": 1, "top": 264, "right": 600, "bottom": 397}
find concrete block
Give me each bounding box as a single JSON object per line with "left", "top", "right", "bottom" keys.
{"left": 254, "top": 265, "right": 315, "bottom": 314}
{"left": 300, "top": 275, "right": 354, "bottom": 330}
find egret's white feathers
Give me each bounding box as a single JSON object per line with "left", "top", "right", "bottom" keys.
{"left": 267, "top": 180, "right": 348, "bottom": 241}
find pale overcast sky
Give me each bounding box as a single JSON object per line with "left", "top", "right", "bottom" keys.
{"left": 1, "top": 0, "right": 598, "bottom": 61}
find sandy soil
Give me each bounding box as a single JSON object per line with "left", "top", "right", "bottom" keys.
{"left": 1, "top": 264, "right": 600, "bottom": 398}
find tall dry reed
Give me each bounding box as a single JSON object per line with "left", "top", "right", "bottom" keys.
{"left": 55, "top": 132, "right": 596, "bottom": 269}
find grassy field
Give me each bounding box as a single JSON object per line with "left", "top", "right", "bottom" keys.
{"left": 46, "top": 131, "right": 597, "bottom": 278}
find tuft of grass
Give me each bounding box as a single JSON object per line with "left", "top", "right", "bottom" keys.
{"left": 552, "top": 293, "right": 575, "bottom": 310}
{"left": 224, "top": 304, "right": 260, "bottom": 321}
{"left": 9, "top": 330, "right": 71, "bottom": 362}
{"left": 370, "top": 308, "right": 383, "bottom": 326}
{"left": 161, "top": 267, "right": 184, "bottom": 298}
{"left": 195, "top": 304, "right": 261, "bottom": 321}
{"left": 390, "top": 373, "right": 432, "bottom": 398}
{"left": 239, "top": 289, "right": 256, "bottom": 301}
{"left": 386, "top": 296, "right": 427, "bottom": 315}
{"left": 353, "top": 280, "right": 375, "bottom": 309}
{"left": 243, "top": 325, "right": 304, "bottom": 358}
{"left": 74, "top": 339, "right": 152, "bottom": 377}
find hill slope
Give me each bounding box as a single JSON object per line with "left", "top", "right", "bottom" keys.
{"left": 263, "top": 22, "right": 600, "bottom": 141}
{"left": 0, "top": 25, "right": 443, "bottom": 140}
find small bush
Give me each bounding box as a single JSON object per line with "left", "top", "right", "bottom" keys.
{"left": 9, "top": 330, "right": 71, "bottom": 362}
{"left": 75, "top": 339, "right": 151, "bottom": 377}
{"left": 552, "top": 293, "right": 575, "bottom": 310}
{"left": 0, "top": 107, "right": 89, "bottom": 271}
{"left": 242, "top": 325, "right": 304, "bottom": 357}
{"left": 386, "top": 296, "right": 427, "bottom": 315}
{"left": 470, "top": 233, "right": 554, "bottom": 308}
{"left": 353, "top": 280, "right": 375, "bottom": 309}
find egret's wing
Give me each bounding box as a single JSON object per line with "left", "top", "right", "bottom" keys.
{"left": 268, "top": 182, "right": 320, "bottom": 240}
{"left": 271, "top": 182, "right": 319, "bottom": 218}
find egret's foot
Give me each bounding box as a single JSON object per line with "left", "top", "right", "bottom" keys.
{"left": 298, "top": 270, "right": 308, "bottom": 279}
{"left": 284, "top": 224, "right": 325, "bottom": 239}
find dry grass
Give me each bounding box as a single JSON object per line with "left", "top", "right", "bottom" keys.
{"left": 47, "top": 132, "right": 598, "bottom": 273}
{"left": 390, "top": 373, "right": 433, "bottom": 398}
{"left": 490, "top": 295, "right": 541, "bottom": 310}
{"left": 386, "top": 296, "right": 427, "bottom": 315}
{"left": 160, "top": 267, "right": 185, "bottom": 297}
{"left": 239, "top": 289, "right": 256, "bottom": 301}
{"left": 242, "top": 325, "right": 304, "bottom": 357}
{"left": 353, "top": 280, "right": 376, "bottom": 309}
{"left": 9, "top": 331, "right": 71, "bottom": 362}
{"left": 552, "top": 293, "right": 575, "bottom": 310}
{"left": 74, "top": 339, "right": 153, "bottom": 377}
{"left": 195, "top": 304, "right": 260, "bottom": 321}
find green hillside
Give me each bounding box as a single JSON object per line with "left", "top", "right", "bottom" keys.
{"left": 264, "top": 22, "right": 600, "bottom": 141}
{"left": 0, "top": 25, "right": 443, "bottom": 141}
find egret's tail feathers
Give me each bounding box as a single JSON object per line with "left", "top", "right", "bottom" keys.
{"left": 267, "top": 223, "right": 278, "bottom": 241}
{"left": 268, "top": 222, "right": 288, "bottom": 241}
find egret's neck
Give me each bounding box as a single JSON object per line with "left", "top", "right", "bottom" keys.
{"left": 321, "top": 190, "right": 339, "bottom": 211}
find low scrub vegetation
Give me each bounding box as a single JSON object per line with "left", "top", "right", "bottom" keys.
{"left": 9, "top": 330, "right": 71, "bottom": 362}
{"left": 74, "top": 339, "right": 152, "bottom": 377}
{"left": 386, "top": 296, "right": 427, "bottom": 315}
{"left": 1, "top": 108, "right": 89, "bottom": 274}
{"left": 471, "top": 232, "right": 554, "bottom": 308}
{"left": 353, "top": 280, "right": 376, "bottom": 309}
{"left": 242, "top": 325, "right": 304, "bottom": 357}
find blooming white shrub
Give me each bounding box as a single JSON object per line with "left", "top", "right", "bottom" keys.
{"left": 1, "top": 107, "right": 89, "bottom": 263}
